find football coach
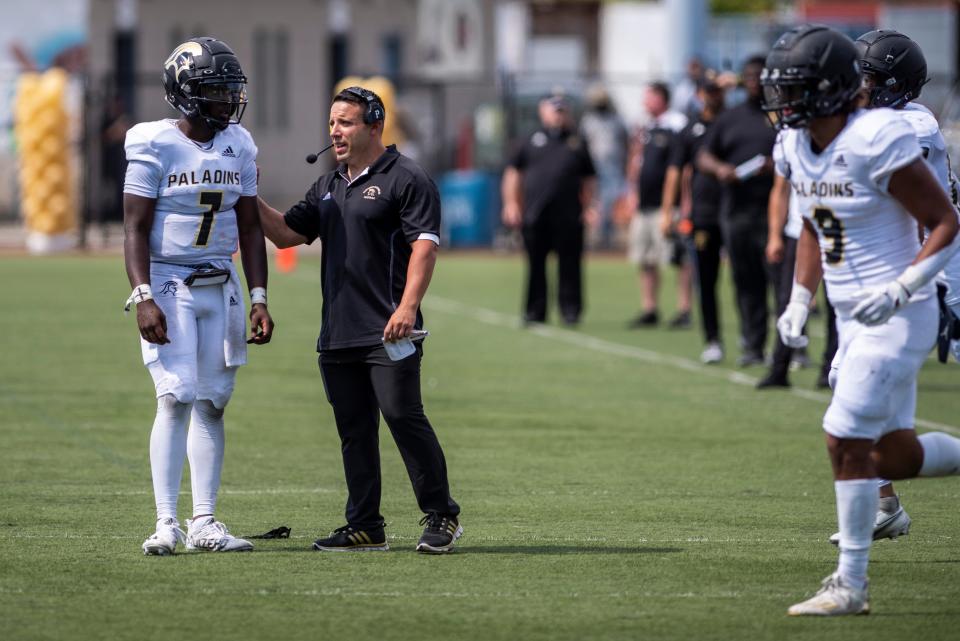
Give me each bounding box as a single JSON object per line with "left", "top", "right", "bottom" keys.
{"left": 257, "top": 86, "right": 462, "bottom": 554}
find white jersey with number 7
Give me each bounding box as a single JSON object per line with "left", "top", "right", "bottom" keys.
{"left": 123, "top": 118, "right": 258, "bottom": 263}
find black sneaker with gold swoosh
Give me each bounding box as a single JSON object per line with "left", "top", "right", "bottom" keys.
{"left": 312, "top": 525, "right": 388, "bottom": 551}
{"left": 416, "top": 513, "right": 463, "bottom": 554}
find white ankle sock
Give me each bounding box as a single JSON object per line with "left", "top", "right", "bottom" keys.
{"left": 187, "top": 399, "right": 225, "bottom": 517}
{"left": 150, "top": 395, "right": 191, "bottom": 521}
{"left": 919, "top": 432, "right": 960, "bottom": 477}
{"left": 835, "top": 479, "right": 878, "bottom": 592}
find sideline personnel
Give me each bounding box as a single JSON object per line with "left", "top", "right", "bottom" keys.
{"left": 697, "top": 56, "right": 777, "bottom": 366}
{"left": 502, "top": 90, "right": 597, "bottom": 326}
{"left": 257, "top": 86, "right": 462, "bottom": 554}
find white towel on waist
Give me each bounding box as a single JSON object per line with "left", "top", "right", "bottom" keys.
{"left": 224, "top": 266, "right": 247, "bottom": 367}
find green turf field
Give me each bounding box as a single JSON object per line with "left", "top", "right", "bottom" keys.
{"left": 1, "top": 252, "right": 958, "bottom": 641}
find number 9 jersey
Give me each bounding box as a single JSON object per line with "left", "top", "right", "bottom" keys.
{"left": 123, "top": 118, "right": 258, "bottom": 263}
{"left": 773, "top": 108, "right": 926, "bottom": 313}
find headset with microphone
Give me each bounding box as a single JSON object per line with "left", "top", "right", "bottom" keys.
{"left": 304, "top": 87, "right": 385, "bottom": 163}
{"left": 305, "top": 143, "right": 333, "bottom": 164}
{"left": 341, "top": 86, "right": 385, "bottom": 124}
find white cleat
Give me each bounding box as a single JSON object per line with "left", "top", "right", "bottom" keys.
{"left": 829, "top": 499, "right": 911, "bottom": 545}
{"left": 142, "top": 518, "right": 186, "bottom": 556}
{"left": 185, "top": 516, "right": 254, "bottom": 552}
{"left": 787, "top": 573, "right": 870, "bottom": 616}
{"left": 700, "top": 342, "right": 724, "bottom": 364}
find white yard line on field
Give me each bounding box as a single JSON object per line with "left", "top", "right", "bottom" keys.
{"left": 285, "top": 269, "right": 958, "bottom": 434}
{"left": 424, "top": 295, "right": 960, "bottom": 436}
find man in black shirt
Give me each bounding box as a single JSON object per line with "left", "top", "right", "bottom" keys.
{"left": 257, "top": 86, "right": 461, "bottom": 554}
{"left": 697, "top": 56, "right": 777, "bottom": 366}
{"left": 627, "top": 82, "right": 689, "bottom": 327}
{"left": 663, "top": 79, "right": 727, "bottom": 362}
{"left": 502, "top": 91, "right": 597, "bottom": 325}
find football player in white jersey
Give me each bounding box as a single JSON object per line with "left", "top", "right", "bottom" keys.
{"left": 857, "top": 29, "right": 960, "bottom": 364}
{"left": 820, "top": 29, "right": 955, "bottom": 548}
{"left": 123, "top": 37, "right": 274, "bottom": 555}
{"left": 762, "top": 25, "right": 960, "bottom": 616}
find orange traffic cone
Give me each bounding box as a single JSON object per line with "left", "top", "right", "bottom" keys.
{"left": 276, "top": 246, "right": 297, "bottom": 273}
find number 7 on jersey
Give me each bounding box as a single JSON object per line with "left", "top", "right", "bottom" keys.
{"left": 195, "top": 191, "right": 223, "bottom": 247}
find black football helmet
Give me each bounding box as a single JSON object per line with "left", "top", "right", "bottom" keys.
{"left": 855, "top": 29, "right": 928, "bottom": 109}
{"left": 761, "top": 25, "right": 862, "bottom": 129}
{"left": 163, "top": 37, "right": 247, "bottom": 131}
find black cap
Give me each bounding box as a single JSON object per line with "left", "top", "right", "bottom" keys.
{"left": 541, "top": 87, "right": 570, "bottom": 110}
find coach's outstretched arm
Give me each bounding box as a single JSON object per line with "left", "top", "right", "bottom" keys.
{"left": 257, "top": 196, "right": 308, "bottom": 249}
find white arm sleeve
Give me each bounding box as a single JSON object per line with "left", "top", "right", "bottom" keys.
{"left": 123, "top": 159, "right": 162, "bottom": 198}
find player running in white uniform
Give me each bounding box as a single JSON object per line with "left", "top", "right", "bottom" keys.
{"left": 123, "top": 37, "right": 274, "bottom": 555}
{"left": 762, "top": 25, "right": 960, "bottom": 616}
{"left": 857, "top": 28, "right": 960, "bottom": 362}
{"left": 821, "top": 29, "right": 960, "bottom": 547}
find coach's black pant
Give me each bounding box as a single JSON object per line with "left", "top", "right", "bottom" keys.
{"left": 319, "top": 345, "right": 459, "bottom": 529}
{"left": 721, "top": 210, "right": 770, "bottom": 356}
{"left": 767, "top": 236, "right": 799, "bottom": 379}
{"left": 522, "top": 216, "right": 584, "bottom": 323}
{"left": 691, "top": 223, "right": 723, "bottom": 344}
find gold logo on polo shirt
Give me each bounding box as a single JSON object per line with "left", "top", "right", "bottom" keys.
{"left": 362, "top": 185, "right": 381, "bottom": 200}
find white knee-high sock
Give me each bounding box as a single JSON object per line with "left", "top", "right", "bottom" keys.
{"left": 187, "top": 399, "right": 225, "bottom": 517}
{"left": 919, "top": 432, "right": 960, "bottom": 476}
{"left": 150, "top": 395, "right": 192, "bottom": 521}
{"left": 835, "top": 479, "right": 878, "bottom": 591}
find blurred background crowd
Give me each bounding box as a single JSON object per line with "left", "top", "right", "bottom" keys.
{"left": 2, "top": 0, "right": 958, "bottom": 372}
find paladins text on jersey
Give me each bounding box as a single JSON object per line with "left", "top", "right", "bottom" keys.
{"left": 167, "top": 169, "right": 242, "bottom": 189}
{"left": 791, "top": 180, "right": 855, "bottom": 199}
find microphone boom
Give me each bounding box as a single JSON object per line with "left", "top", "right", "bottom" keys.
{"left": 306, "top": 142, "right": 335, "bottom": 164}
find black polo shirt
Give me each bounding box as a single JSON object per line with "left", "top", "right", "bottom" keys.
{"left": 283, "top": 145, "right": 441, "bottom": 352}
{"left": 701, "top": 98, "right": 776, "bottom": 216}
{"left": 508, "top": 128, "right": 595, "bottom": 225}
{"left": 668, "top": 116, "right": 722, "bottom": 226}
{"left": 637, "top": 121, "right": 679, "bottom": 210}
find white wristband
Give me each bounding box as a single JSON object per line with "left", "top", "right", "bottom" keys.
{"left": 788, "top": 282, "right": 813, "bottom": 307}
{"left": 897, "top": 236, "right": 960, "bottom": 296}
{"left": 124, "top": 283, "right": 153, "bottom": 313}
{"left": 250, "top": 287, "right": 267, "bottom": 306}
